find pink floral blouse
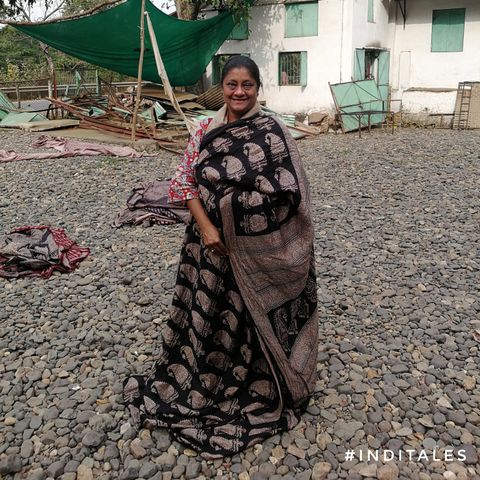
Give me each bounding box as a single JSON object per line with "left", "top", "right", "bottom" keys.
{"left": 168, "top": 118, "right": 213, "bottom": 205}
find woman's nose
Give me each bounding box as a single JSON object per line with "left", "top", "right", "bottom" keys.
{"left": 233, "top": 85, "right": 245, "bottom": 95}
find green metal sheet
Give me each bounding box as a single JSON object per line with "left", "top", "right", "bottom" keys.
{"left": 330, "top": 79, "right": 384, "bottom": 132}
{"left": 0, "top": 90, "right": 15, "bottom": 111}
{"left": 0, "top": 111, "right": 47, "bottom": 126}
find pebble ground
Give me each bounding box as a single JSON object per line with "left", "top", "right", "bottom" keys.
{"left": 0, "top": 127, "right": 479, "bottom": 480}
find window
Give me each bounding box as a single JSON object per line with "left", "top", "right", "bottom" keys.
{"left": 285, "top": 2, "right": 318, "bottom": 38}
{"left": 367, "top": 0, "right": 374, "bottom": 23}
{"left": 279, "top": 52, "right": 307, "bottom": 86}
{"left": 228, "top": 19, "right": 249, "bottom": 40}
{"left": 212, "top": 54, "right": 249, "bottom": 84}
{"left": 431, "top": 9, "right": 465, "bottom": 52}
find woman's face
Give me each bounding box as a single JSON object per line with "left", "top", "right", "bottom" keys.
{"left": 222, "top": 67, "right": 259, "bottom": 121}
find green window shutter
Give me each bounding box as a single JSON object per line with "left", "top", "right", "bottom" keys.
{"left": 354, "top": 49, "right": 366, "bottom": 81}
{"left": 228, "top": 19, "right": 249, "bottom": 40}
{"left": 377, "top": 50, "right": 390, "bottom": 102}
{"left": 431, "top": 8, "right": 465, "bottom": 52}
{"left": 285, "top": 2, "right": 318, "bottom": 38}
{"left": 367, "top": 0, "right": 374, "bottom": 23}
{"left": 300, "top": 51, "right": 307, "bottom": 86}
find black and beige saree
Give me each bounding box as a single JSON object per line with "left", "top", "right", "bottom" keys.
{"left": 124, "top": 107, "right": 318, "bottom": 458}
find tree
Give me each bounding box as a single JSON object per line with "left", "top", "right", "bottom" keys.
{"left": 0, "top": 0, "right": 252, "bottom": 20}
{"left": 175, "top": 0, "right": 252, "bottom": 20}
{"left": 1, "top": 0, "right": 72, "bottom": 91}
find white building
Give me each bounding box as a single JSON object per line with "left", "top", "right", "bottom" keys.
{"left": 206, "top": 0, "right": 480, "bottom": 118}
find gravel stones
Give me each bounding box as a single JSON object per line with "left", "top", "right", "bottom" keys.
{"left": 0, "top": 455, "right": 22, "bottom": 474}
{"left": 1, "top": 128, "right": 479, "bottom": 478}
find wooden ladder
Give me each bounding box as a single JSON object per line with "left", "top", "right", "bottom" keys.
{"left": 453, "top": 82, "right": 472, "bottom": 129}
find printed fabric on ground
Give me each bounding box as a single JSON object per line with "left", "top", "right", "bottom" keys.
{"left": 0, "top": 226, "right": 90, "bottom": 278}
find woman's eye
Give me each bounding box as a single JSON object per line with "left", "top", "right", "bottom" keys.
{"left": 226, "top": 83, "right": 237, "bottom": 89}
{"left": 243, "top": 83, "right": 254, "bottom": 90}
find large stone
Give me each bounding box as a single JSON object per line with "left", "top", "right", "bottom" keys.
{"left": 334, "top": 420, "right": 363, "bottom": 441}
{"left": 82, "top": 430, "right": 105, "bottom": 448}
{"left": 312, "top": 461, "right": 332, "bottom": 480}
{"left": 76, "top": 464, "right": 94, "bottom": 480}
{"left": 20, "top": 440, "right": 34, "bottom": 458}
{"left": 47, "top": 460, "right": 66, "bottom": 478}
{"left": 377, "top": 463, "right": 399, "bottom": 480}
{"left": 138, "top": 462, "right": 158, "bottom": 478}
{"left": 130, "top": 438, "right": 147, "bottom": 459}
{"left": 185, "top": 460, "right": 201, "bottom": 479}
{"left": 0, "top": 455, "right": 22, "bottom": 475}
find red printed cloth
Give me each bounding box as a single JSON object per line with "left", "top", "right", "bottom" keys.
{"left": 0, "top": 226, "right": 90, "bottom": 278}
{"left": 168, "top": 118, "right": 212, "bottom": 205}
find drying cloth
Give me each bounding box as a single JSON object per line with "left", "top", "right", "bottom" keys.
{"left": 0, "top": 226, "right": 90, "bottom": 278}
{"left": 113, "top": 179, "right": 190, "bottom": 228}
{"left": 0, "top": 136, "right": 157, "bottom": 163}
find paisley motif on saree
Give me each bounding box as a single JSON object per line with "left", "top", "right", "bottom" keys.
{"left": 123, "top": 111, "right": 318, "bottom": 459}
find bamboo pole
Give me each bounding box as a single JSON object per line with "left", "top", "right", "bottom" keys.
{"left": 145, "top": 11, "right": 196, "bottom": 135}
{"left": 131, "top": 0, "right": 146, "bottom": 142}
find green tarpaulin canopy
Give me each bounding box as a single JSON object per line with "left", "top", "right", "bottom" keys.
{"left": 12, "top": 0, "right": 236, "bottom": 86}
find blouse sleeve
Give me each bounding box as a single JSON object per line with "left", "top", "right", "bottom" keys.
{"left": 168, "top": 118, "right": 212, "bottom": 205}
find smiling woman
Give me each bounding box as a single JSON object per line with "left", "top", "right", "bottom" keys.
{"left": 124, "top": 56, "right": 319, "bottom": 459}
{"left": 221, "top": 56, "right": 261, "bottom": 122}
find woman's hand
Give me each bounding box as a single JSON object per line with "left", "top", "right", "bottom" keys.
{"left": 200, "top": 223, "right": 228, "bottom": 256}
{"left": 186, "top": 198, "right": 228, "bottom": 256}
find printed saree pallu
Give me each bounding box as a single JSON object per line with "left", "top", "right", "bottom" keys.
{"left": 123, "top": 112, "right": 318, "bottom": 459}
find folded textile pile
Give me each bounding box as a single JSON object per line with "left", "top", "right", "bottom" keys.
{"left": 113, "top": 179, "right": 190, "bottom": 228}
{"left": 0, "top": 226, "right": 90, "bottom": 278}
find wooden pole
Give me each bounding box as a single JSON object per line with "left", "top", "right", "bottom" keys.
{"left": 131, "top": 0, "right": 146, "bottom": 142}
{"left": 16, "top": 84, "right": 21, "bottom": 108}
{"left": 145, "top": 11, "right": 195, "bottom": 135}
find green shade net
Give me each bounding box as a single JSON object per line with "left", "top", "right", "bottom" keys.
{"left": 13, "top": 0, "right": 236, "bottom": 86}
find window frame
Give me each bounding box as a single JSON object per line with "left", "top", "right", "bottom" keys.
{"left": 278, "top": 51, "right": 308, "bottom": 87}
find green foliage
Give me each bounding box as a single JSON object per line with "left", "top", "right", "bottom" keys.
{"left": 0, "top": 0, "right": 35, "bottom": 16}
{"left": 175, "top": 0, "right": 253, "bottom": 20}
{"left": 62, "top": 0, "right": 103, "bottom": 16}
{"left": 0, "top": 26, "right": 48, "bottom": 79}
{"left": 0, "top": 25, "right": 128, "bottom": 82}
{"left": 206, "top": 0, "right": 252, "bottom": 20}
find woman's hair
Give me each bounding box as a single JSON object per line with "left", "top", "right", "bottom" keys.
{"left": 220, "top": 55, "right": 261, "bottom": 88}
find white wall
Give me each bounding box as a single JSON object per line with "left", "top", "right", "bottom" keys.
{"left": 210, "top": 0, "right": 348, "bottom": 114}
{"left": 351, "top": 0, "right": 391, "bottom": 51}
{"left": 391, "top": 0, "right": 480, "bottom": 113}
{"left": 208, "top": 0, "right": 480, "bottom": 115}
